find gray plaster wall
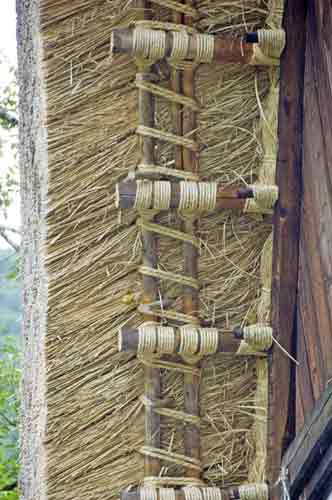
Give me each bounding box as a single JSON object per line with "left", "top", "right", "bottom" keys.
{"left": 16, "top": 1, "right": 48, "bottom": 499}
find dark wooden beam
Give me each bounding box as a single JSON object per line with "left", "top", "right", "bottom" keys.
{"left": 282, "top": 384, "right": 332, "bottom": 499}
{"left": 111, "top": 29, "right": 254, "bottom": 64}
{"left": 268, "top": 0, "right": 307, "bottom": 495}
{"left": 116, "top": 180, "right": 254, "bottom": 210}
{"left": 118, "top": 326, "right": 248, "bottom": 354}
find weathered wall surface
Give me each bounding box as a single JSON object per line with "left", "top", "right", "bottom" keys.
{"left": 17, "top": 0, "right": 48, "bottom": 499}
{"left": 296, "top": 0, "right": 332, "bottom": 431}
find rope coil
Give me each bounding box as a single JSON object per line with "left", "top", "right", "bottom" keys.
{"left": 244, "top": 184, "right": 278, "bottom": 214}
{"left": 251, "top": 29, "right": 286, "bottom": 66}
{"left": 133, "top": 29, "right": 166, "bottom": 61}
{"left": 137, "top": 164, "right": 199, "bottom": 181}
{"left": 195, "top": 34, "right": 215, "bottom": 63}
{"left": 238, "top": 483, "right": 269, "bottom": 500}
{"left": 135, "top": 325, "right": 219, "bottom": 355}
{"left": 242, "top": 324, "right": 273, "bottom": 351}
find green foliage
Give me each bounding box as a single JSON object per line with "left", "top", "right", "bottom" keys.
{"left": 0, "top": 337, "right": 19, "bottom": 499}
{"left": 0, "top": 51, "right": 18, "bottom": 218}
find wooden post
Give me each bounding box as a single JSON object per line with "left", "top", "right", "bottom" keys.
{"left": 268, "top": 0, "right": 307, "bottom": 495}
{"left": 136, "top": 0, "right": 161, "bottom": 480}
{"left": 111, "top": 29, "right": 254, "bottom": 64}
{"left": 182, "top": 0, "right": 201, "bottom": 481}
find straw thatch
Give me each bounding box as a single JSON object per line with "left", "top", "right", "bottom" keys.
{"left": 38, "top": 1, "right": 283, "bottom": 499}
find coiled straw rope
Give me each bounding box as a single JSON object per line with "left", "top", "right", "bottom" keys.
{"left": 132, "top": 180, "right": 217, "bottom": 211}
{"left": 244, "top": 184, "right": 278, "bottom": 214}
{"left": 242, "top": 325, "right": 273, "bottom": 351}
{"left": 238, "top": 483, "right": 269, "bottom": 500}
{"left": 133, "top": 29, "right": 166, "bottom": 61}
{"left": 251, "top": 29, "right": 286, "bottom": 66}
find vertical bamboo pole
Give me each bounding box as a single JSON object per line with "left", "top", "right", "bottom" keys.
{"left": 182, "top": 0, "right": 201, "bottom": 480}
{"left": 171, "top": 10, "right": 184, "bottom": 170}
{"left": 136, "top": 0, "right": 161, "bottom": 479}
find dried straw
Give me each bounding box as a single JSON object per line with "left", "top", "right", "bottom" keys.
{"left": 41, "top": 0, "right": 283, "bottom": 498}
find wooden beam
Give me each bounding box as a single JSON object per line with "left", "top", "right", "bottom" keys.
{"left": 118, "top": 326, "right": 247, "bottom": 354}
{"left": 111, "top": 29, "right": 254, "bottom": 64}
{"left": 281, "top": 384, "right": 332, "bottom": 499}
{"left": 268, "top": 0, "right": 307, "bottom": 495}
{"left": 116, "top": 180, "right": 254, "bottom": 210}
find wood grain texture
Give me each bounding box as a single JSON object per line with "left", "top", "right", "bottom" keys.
{"left": 282, "top": 384, "right": 332, "bottom": 499}
{"left": 268, "top": 0, "right": 307, "bottom": 492}
{"left": 296, "top": 0, "right": 332, "bottom": 432}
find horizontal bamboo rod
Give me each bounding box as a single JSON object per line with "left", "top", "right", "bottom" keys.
{"left": 116, "top": 180, "right": 252, "bottom": 210}
{"left": 111, "top": 28, "right": 254, "bottom": 64}
{"left": 120, "top": 485, "right": 270, "bottom": 500}
{"left": 119, "top": 326, "right": 243, "bottom": 354}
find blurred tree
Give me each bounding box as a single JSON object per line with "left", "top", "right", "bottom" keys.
{"left": 0, "top": 53, "right": 20, "bottom": 500}
{"left": 0, "top": 50, "right": 19, "bottom": 250}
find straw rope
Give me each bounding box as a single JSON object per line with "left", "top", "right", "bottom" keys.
{"left": 137, "top": 164, "right": 199, "bottom": 181}
{"left": 141, "top": 487, "right": 158, "bottom": 500}
{"left": 138, "top": 486, "right": 268, "bottom": 500}
{"left": 136, "top": 79, "right": 200, "bottom": 111}
{"left": 238, "top": 483, "right": 269, "bottom": 500}
{"left": 135, "top": 21, "right": 196, "bottom": 35}
{"left": 148, "top": 0, "right": 198, "bottom": 17}
{"left": 132, "top": 180, "right": 217, "bottom": 211}
{"left": 139, "top": 266, "right": 199, "bottom": 289}
{"left": 244, "top": 184, "right": 278, "bottom": 214}
{"left": 135, "top": 325, "right": 219, "bottom": 355}
{"left": 250, "top": 29, "right": 286, "bottom": 66}
{"left": 140, "top": 446, "right": 202, "bottom": 470}
{"left": 137, "top": 126, "right": 199, "bottom": 151}
{"left": 133, "top": 29, "right": 167, "bottom": 61}
{"left": 242, "top": 325, "right": 273, "bottom": 351}
{"left": 137, "top": 219, "right": 200, "bottom": 247}
{"left": 144, "top": 478, "right": 204, "bottom": 488}
{"left": 195, "top": 35, "right": 215, "bottom": 64}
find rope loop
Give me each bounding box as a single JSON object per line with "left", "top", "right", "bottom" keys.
{"left": 244, "top": 184, "right": 278, "bottom": 214}
{"left": 238, "top": 483, "right": 269, "bottom": 500}
{"left": 242, "top": 324, "right": 273, "bottom": 351}
{"left": 251, "top": 29, "right": 286, "bottom": 66}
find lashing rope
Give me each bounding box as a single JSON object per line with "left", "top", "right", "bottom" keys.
{"left": 137, "top": 164, "right": 200, "bottom": 181}
{"left": 140, "top": 446, "right": 202, "bottom": 471}
{"left": 143, "top": 478, "right": 205, "bottom": 488}
{"left": 244, "top": 184, "right": 278, "bottom": 214}
{"left": 250, "top": 29, "right": 286, "bottom": 66}
{"left": 138, "top": 486, "right": 269, "bottom": 500}
{"left": 238, "top": 483, "right": 269, "bottom": 500}
{"left": 133, "top": 180, "right": 217, "bottom": 211}
{"left": 136, "top": 324, "right": 219, "bottom": 355}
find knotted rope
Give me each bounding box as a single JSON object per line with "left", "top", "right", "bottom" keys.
{"left": 243, "top": 324, "right": 273, "bottom": 351}
{"left": 244, "top": 184, "right": 278, "bottom": 214}
{"left": 238, "top": 483, "right": 269, "bottom": 500}
{"left": 250, "top": 29, "right": 286, "bottom": 66}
